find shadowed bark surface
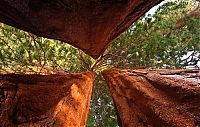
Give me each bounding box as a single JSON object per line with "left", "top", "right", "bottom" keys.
{"left": 0, "top": 71, "right": 94, "bottom": 127}
{"left": 102, "top": 68, "right": 200, "bottom": 127}
{"left": 0, "top": 0, "right": 162, "bottom": 58}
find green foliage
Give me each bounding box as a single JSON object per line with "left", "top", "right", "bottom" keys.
{"left": 0, "top": 1, "right": 199, "bottom": 127}
{"left": 0, "top": 23, "right": 94, "bottom": 73}
{"left": 101, "top": 0, "right": 200, "bottom": 70}
{"left": 89, "top": 74, "right": 118, "bottom": 127}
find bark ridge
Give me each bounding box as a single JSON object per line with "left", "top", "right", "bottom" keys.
{"left": 0, "top": 72, "right": 94, "bottom": 127}
{"left": 0, "top": 0, "right": 162, "bottom": 58}
{"left": 102, "top": 68, "right": 200, "bottom": 127}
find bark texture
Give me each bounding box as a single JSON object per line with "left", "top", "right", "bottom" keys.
{"left": 172, "top": 4, "right": 200, "bottom": 30}
{"left": 0, "top": 0, "right": 162, "bottom": 58}
{"left": 102, "top": 68, "right": 200, "bottom": 127}
{"left": 0, "top": 72, "right": 94, "bottom": 127}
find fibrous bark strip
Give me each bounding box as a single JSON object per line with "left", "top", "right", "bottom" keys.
{"left": 0, "top": 72, "right": 94, "bottom": 127}
{"left": 102, "top": 69, "right": 200, "bottom": 127}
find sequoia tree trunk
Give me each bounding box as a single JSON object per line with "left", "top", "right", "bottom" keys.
{"left": 0, "top": 0, "right": 162, "bottom": 58}
{"left": 102, "top": 68, "right": 200, "bottom": 127}
{"left": 0, "top": 72, "right": 94, "bottom": 127}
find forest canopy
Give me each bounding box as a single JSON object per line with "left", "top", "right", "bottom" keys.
{"left": 0, "top": 0, "right": 199, "bottom": 126}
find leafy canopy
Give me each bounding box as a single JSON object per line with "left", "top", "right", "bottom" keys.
{"left": 0, "top": 0, "right": 199, "bottom": 127}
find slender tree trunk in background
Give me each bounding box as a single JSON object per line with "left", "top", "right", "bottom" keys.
{"left": 172, "top": 3, "right": 200, "bottom": 30}
{"left": 0, "top": 72, "right": 94, "bottom": 127}
{"left": 102, "top": 68, "right": 200, "bottom": 127}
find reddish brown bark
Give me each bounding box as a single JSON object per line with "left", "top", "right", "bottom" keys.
{"left": 102, "top": 68, "right": 200, "bottom": 127}
{"left": 172, "top": 4, "right": 200, "bottom": 30}
{"left": 0, "top": 0, "right": 162, "bottom": 58}
{"left": 0, "top": 72, "right": 94, "bottom": 127}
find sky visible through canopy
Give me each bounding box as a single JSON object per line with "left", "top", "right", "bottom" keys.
{"left": 146, "top": 0, "right": 200, "bottom": 68}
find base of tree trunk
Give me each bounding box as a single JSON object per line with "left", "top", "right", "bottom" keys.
{"left": 102, "top": 68, "right": 200, "bottom": 127}
{"left": 0, "top": 72, "right": 94, "bottom": 127}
